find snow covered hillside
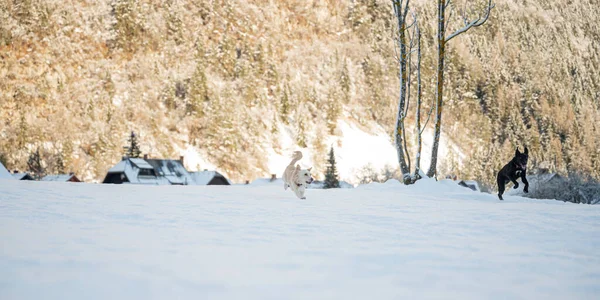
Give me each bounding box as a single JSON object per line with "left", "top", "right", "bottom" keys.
{"left": 1, "top": 179, "right": 598, "bottom": 299}
{"left": 264, "top": 120, "right": 457, "bottom": 184}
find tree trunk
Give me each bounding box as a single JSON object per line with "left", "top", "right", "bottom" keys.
{"left": 426, "top": 0, "right": 495, "bottom": 178}
{"left": 392, "top": 0, "right": 410, "bottom": 181}
{"left": 427, "top": 0, "right": 446, "bottom": 178}
{"left": 414, "top": 21, "right": 423, "bottom": 179}
{"left": 404, "top": 31, "right": 412, "bottom": 174}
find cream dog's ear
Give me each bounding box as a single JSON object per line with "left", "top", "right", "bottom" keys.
{"left": 308, "top": 167, "right": 312, "bottom": 172}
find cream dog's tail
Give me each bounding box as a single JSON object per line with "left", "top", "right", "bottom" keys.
{"left": 290, "top": 151, "right": 303, "bottom": 165}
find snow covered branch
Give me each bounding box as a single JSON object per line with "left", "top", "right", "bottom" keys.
{"left": 445, "top": 0, "right": 495, "bottom": 43}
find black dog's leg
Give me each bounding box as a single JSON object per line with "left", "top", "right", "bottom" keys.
{"left": 511, "top": 177, "right": 519, "bottom": 189}
{"left": 521, "top": 170, "right": 529, "bottom": 193}
{"left": 497, "top": 175, "right": 505, "bottom": 200}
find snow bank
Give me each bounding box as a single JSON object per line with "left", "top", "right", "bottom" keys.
{"left": 0, "top": 180, "right": 598, "bottom": 299}
{"left": 0, "top": 163, "right": 13, "bottom": 180}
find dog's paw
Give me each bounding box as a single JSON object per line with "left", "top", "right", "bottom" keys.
{"left": 524, "top": 187, "right": 529, "bottom": 193}
{"left": 498, "top": 194, "right": 504, "bottom": 200}
{"left": 513, "top": 183, "right": 519, "bottom": 189}
{"left": 300, "top": 197, "right": 306, "bottom": 200}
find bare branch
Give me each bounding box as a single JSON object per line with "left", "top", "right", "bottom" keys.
{"left": 405, "top": 26, "right": 413, "bottom": 47}
{"left": 408, "top": 10, "right": 418, "bottom": 49}
{"left": 406, "top": 18, "right": 417, "bottom": 30}
{"left": 393, "top": 41, "right": 400, "bottom": 61}
{"left": 420, "top": 104, "right": 435, "bottom": 134}
{"left": 403, "top": 0, "right": 411, "bottom": 20}
{"left": 405, "top": 10, "right": 418, "bottom": 118}
{"left": 444, "top": 3, "right": 454, "bottom": 32}
{"left": 392, "top": 0, "right": 402, "bottom": 32}
{"left": 445, "top": 0, "right": 495, "bottom": 43}
{"left": 392, "top": 0, "right": 411, "bottom": 29}
{"left": 444, "top": 0, "right": 452, "bottom": 9}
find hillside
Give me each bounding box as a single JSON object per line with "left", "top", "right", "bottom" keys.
{"left": 0, "top": 0, "right": 598, "bottom": 185}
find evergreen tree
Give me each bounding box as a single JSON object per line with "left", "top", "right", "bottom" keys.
{"left": 264, "top": 44, "right": 279, "bottom": 92}
{"left": 165, "top": 0, "right": 184, "bottom": 45}
{"left": 253, "top": 43, "right": 265, "bottom": 75}
{"left": 111, "top": 0, "right": 144, "bottom": 52}
{"left": 188, "top": 58, "right": 209, "bottom": 116}
{"left": 280, "top": 85, "right": 290, "bottom": 124}
{"left": 27, "top": 148, "right": 45, "bottom": 180}
{"left": 17, "top": 114, "right": 28, "bottom": 148}
{"left": 271, "top": 113, "right": 279, "bottom": 135}
{"left": 62, "top": 140, "right": 74, "bottom": 171}
{"left": 347, "top": 0, "right": 366, "bottom": 29}
{"left": 326, "top": 92, "right": 341, "bottom": 134}
{"left": 55, "top": 152, "right": 65, "bottom": 174}
{"left": 296, "top": 119, "right": 307, "bottom": 148}
{"left": 123, "top": 131, "right": 142, "bottom": 158}
{"left": 324, "top": 146, "right": 340, "bottom": 189}
{"left": 340, "top": 59, "right": 351, "bottom": 102}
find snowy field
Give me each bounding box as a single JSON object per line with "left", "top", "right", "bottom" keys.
{"left": 1, "top": 179, "right": 599, "bottom": 300}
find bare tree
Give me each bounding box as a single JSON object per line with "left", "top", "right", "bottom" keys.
{"left": 391, "top": 1, "right": 430, "bottom": 184}
{"left": 426, "top": 0, "right": 494, "bottom": 178}
{"left": 391, "top": 0, "right": 411, "bottom": 183}
{"left": 390, "top": 0, "right": 493, "bottom": 183}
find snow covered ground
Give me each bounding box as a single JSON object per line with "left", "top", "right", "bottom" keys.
{"left": 1, "top": 179, "right": 598, "bottom": 300}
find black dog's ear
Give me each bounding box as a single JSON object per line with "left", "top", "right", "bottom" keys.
{"left": 524, "top": 147, "right": 529, "bottom": 155}
{"left": 515, "top": 147, "right": 520, "bottom": 156}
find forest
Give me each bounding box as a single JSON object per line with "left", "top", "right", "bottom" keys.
{"left": 1, "top": 0, "right": 598, "bottom": 189}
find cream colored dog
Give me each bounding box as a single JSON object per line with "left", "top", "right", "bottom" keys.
{"left": 283, "top": 151, "right": 314, "bottom": 199}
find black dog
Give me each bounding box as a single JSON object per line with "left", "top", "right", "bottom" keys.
{"left": 497, "top": 147, "right": 529, "bottom": 200}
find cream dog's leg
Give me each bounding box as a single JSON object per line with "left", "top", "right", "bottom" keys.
{"left": 294, "top": 185, "right": 306, "bottom": 199}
